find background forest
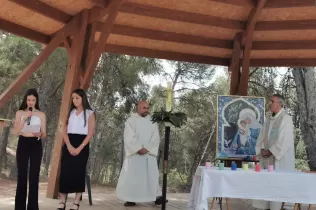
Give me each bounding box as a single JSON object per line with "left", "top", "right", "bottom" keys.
{"left": 0, "top": 33, "right": 315, "bottom": 193}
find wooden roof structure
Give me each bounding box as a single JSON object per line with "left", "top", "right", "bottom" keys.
{"left": 1, "top": 0, "right": 316, "bottom": 201}
{"left": 1, "top": 0, "right": 316, "bottom": 67}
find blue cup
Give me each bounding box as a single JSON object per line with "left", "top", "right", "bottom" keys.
{"left": 231, "top": 163, "right": 237, "bottom": 170}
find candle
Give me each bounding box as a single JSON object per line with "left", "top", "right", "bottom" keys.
{"left": 268, "top": 165, "right": 274, "bottom": 172}
{"left": 242, "top": 163, "right": 248, "bottom": 170}
{"left": 166, "top": 82, "right": 172, "bottom": 112}
{"left": 219, "top": 163, "right": 224, "bottom": 170}
{"left": 255, "top": 163, "right": 261, "bottom": 172}
{"left": 205, "top": 161, "right": 211, "bottom": 169}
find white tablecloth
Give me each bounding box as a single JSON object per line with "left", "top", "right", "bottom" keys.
{"left": 188, "top": 167, "right": 316, "bottom": 210}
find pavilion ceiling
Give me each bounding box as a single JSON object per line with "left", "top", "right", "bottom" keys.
{"left": 1, "top": 0, "right": 316, "bottom": 66}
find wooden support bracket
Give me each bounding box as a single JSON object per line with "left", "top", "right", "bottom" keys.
{"left": 229, "top": 33, "right": 242, "bottom": 95}
{"left": 81, "top": 0, "right": 126, "bottom": 90}
{"left": 237, "top": 0, "right": 267, "bottom": 96}
{"left": 46, "top": 10, "right": 89, "bottom": 199}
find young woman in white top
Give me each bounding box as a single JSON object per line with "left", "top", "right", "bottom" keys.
{"left": 57, "top": 89, "right": 95, "bottom": 210}
{"left": 13, "top": 88, "right": 47, "bottom": 210}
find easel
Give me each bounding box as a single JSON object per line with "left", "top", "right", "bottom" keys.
{"left": 281, "top": 202, "right": 312, "bottom": 210}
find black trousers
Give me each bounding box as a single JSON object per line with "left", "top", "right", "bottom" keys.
{"left": 15, "top": 136, "right": 42, "bottom": 210}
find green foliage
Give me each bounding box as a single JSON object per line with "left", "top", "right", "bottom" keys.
{"left": 151, "top": 109, "right": 187, "bottom": 128}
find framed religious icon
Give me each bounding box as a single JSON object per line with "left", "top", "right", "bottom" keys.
{"left": 216, "top": 95, "right": 265, "bottom": 158}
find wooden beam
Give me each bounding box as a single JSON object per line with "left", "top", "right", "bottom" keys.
{"left": 0, "top": 18, "right": 50, "bottom": 44}
{"left": 46, "top": 10, "right": 89, "bottom": 199}
{"left": 120, "top": 2, "right": 245, "bottom": 30}
{"left": 107, "top": 24, "right": 234, "bottom": 49}
{"left": 9, "top": 0, "right": 71, "bottom": 23}
{"left": 256, "top": 20, "right": 316, "bottom": 31}
{"left": 88, "top": 0, "right": 119, "bottom": 24}
{"left": 229, "top": 33, "right": 242, "bottom": 95}
{"left": 63, "top": 37, "right": 71, "bottom": 54}
{"left": 208, "top": 0, "right": 255, "bottom": 7}
{"left": 104, "top": 24, "right": 316, "bottom": 50}
{"left": 81, "top": 0, "right": 125, "bottom": 90}
{"left": 89, "top": 0, "right": 108, "bottom": 8}
{"left": 0, "top": 23, "right": 74, "bottom": 108}
{"left": 81, "top": 23, "right": 97, "bottom": 71}
{"left": 105, "top": 44, "right": 230, "bottom": 66}
{"left": 249, "top": 58, "right": 316, "bottom": 67}
{"left": 238, "top": 0, "right": 267, "bottom": 96}
{"left": 265, "top": 0, "right": 315, "bottom": 8}
{"left": 209, "top": 0, "right": 315, "bottom": 8}
{"left": 252, "top": 40, "right": 316, "bottom": 50}
{"left": 7, "top": 0, "right": 316, "bottom": 36}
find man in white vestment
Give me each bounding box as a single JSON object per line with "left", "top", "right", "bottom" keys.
{"left": 116, "top": 101, "right": 166, "bottom": 206}
{"left": 253, "top": 94, "right": 295, "bottom": 210}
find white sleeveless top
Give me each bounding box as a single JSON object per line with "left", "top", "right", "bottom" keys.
{"left": 67, "top": 109, "right": 93, "bottom": 135}
{"left": 20, "top": 115, "right": 42, "bottom": 133}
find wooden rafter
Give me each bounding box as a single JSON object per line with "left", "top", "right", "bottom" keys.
{"left": 229, "top": 33, "right": 242, "bottom": 95}
{"left": 89, "top": 0, "right": 108, "bottom": 8}
{"left": 0, "top": 18, "right": 50, "bottom": 43}
{"left": 108, "top": 24, "right": 234, "bottom": 49}
{"left": 256, "top": 20, "right": 316, "bottom": 31}
{"left": 80, "top": 22, "right": 97, "bottom": 84}
{"left": 238, "top": 0, "right": 267, "bottom": 96}
{"left": 47, "top": 10, "right": 89, "bottom": 199}
{"left": 209, "top": 0, "right": 315, "bottom": 8}
{"left": 9, "top": 0, "right": 71, "bottom": 23}
{"left": 8, "top": 0, "right": 316, "bottom": 33}
{"left": 250, "top": 58, "right": 316, "bottom": 67}
{"left": 105, "top": 44, "right": 230, "bottom": 66}
{"left": 120, "top": 2, "right": 245, "bottom": 30}
{"left": 81, "top": 0, "right": 126, "bottom": 90}
{"left": 0, "top": 19, "right": 77, "bottom": 108}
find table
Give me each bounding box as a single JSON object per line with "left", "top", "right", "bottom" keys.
{"left": 188, "top": 166, "right": 316, "bottom": 210}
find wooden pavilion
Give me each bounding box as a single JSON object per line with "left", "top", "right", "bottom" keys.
{"left": 0, "top": 0, "right": 316, "bottom": 199}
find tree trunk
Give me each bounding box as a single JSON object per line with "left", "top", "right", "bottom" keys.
{"left": 292, "top": 67, "right": 316, "bottom": 170}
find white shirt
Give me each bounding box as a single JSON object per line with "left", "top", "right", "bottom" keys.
{"left": 21, "top": 115, "right": 42, "bottom": 133}
{"left": 67, "top": 109, "right": 93, "bottom": 135}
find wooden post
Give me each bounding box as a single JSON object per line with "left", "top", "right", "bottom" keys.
{"left": 229, "top": 33, "right": 242, "bottom": 95}
{"left": 237, "top": 0, "right": 267, "bottom": 96}
{"left": 81, "top": 0, "right": 125, "bottom": 90}
{"left": 46, "top": 10, "right": 89, "bottom": 198}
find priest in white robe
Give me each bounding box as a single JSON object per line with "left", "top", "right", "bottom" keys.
{"left": 253, "top": 94, "right": 295, "bottom": 210}
{"left": 116, "top": 101, "right": 165, "bottom": 206}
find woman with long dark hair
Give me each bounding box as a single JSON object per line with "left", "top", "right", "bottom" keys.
{"left": 57, "top": 89, "right": 95, "bottom": 210}
{"left": 13, "top": 88, "right": 47, "bottom": 210}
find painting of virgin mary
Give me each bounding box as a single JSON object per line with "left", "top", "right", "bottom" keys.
{"left": 217, "top": 96, "right": 265, "bottom": 158}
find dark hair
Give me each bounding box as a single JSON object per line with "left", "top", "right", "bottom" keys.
{"left": 19, "top": 88, "right": 40, "bottom": 111}
{"left": 67, "top": 88, "right": 93, "bottom": 127}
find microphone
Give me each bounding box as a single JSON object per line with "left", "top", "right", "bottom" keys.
{"left": 27, "top": 107, "right": 33, "bottom": 125}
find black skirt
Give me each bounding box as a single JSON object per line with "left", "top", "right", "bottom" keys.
{"left": 59, "top": 134, "right": 89, "bottom": 193}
